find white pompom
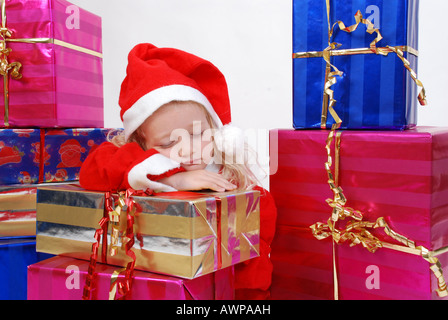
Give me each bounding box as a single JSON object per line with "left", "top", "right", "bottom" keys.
{"left": 214, "top": 123, "right": 245, "bottom": 157}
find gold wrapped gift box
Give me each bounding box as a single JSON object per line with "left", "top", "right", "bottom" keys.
{"left": 0, "top": 185, "right": 37, "bottom": 237}
{"left": 36, "top": 184, "right": 260, "bottom": 279}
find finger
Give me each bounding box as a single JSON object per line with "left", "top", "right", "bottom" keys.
{"left": 202, "top": 171, "right": 237, "bottom": 187}
{"left": 202, "top": 174, "right": 236, "bottom": 191}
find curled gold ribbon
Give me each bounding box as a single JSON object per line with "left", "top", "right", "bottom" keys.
{"left": 106, "top": 190, "right": 143, "bottom": 300}
{"left": 0, "top": 0, "right": 102, "bottom": 127}
{"left": 83, "top": 190, "right": 140, "bottom": 301}
{"left": 0, "top": 0, "right": 21, "bottom": 127}
{"left": 309, "top": 6, "right": 445, "bottom": 297}
{"left": 386, "top": 45, "right": 427, "bottom": 106}
{"left": 303, "top": 8, "right": 446, "bottom": 301}
{"left": 310, "top": 126, "right": 448, "bottom": 299}
{"left": 108, "top": 194, "right": 124, "bottom": 257}
{"left": 301, "top": 0, "right": 427, "bottom": 128}
{"left": 107, "top": 191, "right": 131, "bottom": 300}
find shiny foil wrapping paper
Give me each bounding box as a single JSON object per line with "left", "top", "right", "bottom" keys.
{"left": 0, "top": 185, "right": 37, "bottom": 237}
{"left": 0, "top": 0, "right": 103, "bottom": 128}
{"left": 293, "top": 0, "right": 420, "bottom": 130}
{"left": 0, "top": 128, "right": 119, "bottom": 185}
{"left": 0, "top": 238, "right": 52, "bottom": 300}
{"left": 28, "top": 256, "right": 234, "bottom": 300}
{"left": 270, "top": 128, "right": 448, "bottom": 300}
{"left": 36, "top": 184, "right": 260, "bottom": 279}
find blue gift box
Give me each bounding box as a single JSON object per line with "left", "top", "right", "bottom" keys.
{"left": 0, "top": 237, "right": 52, "bottom": 300}
{"left": 0, "top": 128, "right": 120, "bottom": 185}
{"left": 293, "top": 0, "right": 420, "bottom": 130}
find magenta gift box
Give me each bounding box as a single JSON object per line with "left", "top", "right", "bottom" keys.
{"left": 28, "top": 256, "right": 235, "bottom": 300}
{"left": 269, "top": 127, "right": 448, "bottom": 300}
{"left": 0, "top": 0, "right": 103, "bottom": 128}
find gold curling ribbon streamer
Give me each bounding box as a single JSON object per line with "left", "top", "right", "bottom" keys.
{"left": 108, "top": 194, "right": 125, "bottom": 257}
{"left": 309, "top": 3, "right": 445, "bottom": 299}
{"left": 0, "top": 0, "right": 21, "bottom": 127}
{"left": 386, "top": 45, "right": 427, "bottom": 106}
{"left": 310, "top": 129, "right": 448, "bottom": 299}
{"left": 0, "top": 0, "right": 103, "bottom": 127}
{"left": 108, "top": 190, "right": 143, "bottom": 300}
{"left": 108, "top": 192, "right": 128, "bottom": 300}
{"left": 316, "top": 1, "right": 427, "bottom": 128}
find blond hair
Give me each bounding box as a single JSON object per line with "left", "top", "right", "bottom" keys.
{"left": 109, "top": 101, "right": 261, "bottom": 191}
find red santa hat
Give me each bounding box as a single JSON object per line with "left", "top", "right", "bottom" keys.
{"left": 119, "top": 43, "right": 232, "bottom": 140}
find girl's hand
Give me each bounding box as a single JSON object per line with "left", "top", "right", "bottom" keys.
{"left": 159, "top": 170, "right": 237, "bottom": 192}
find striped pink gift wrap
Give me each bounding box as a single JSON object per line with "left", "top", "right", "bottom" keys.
{"left": 0, "top": 0, "right": 103, "bottom": 128}
{"left": 28, "top": 256, "right": 235, "bottom": 300}
{"left": 270, "top": 127, "right": 448, "bottom": 300}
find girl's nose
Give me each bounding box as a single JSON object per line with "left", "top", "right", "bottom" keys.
{"left": 177, "top": 146, "right": 189, "bottom": 158}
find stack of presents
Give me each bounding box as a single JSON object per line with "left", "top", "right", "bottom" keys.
{"left": 269, "top": 0, "right": 448, "bottom": 300}
{"left": 3, "top": 0, "right": 448, "bottom": 301}
{"left": 0, "top": 0, "right": 111, "bottom": 299}
{"left": 1, "top": 0, "right": 259, "bottom": 300}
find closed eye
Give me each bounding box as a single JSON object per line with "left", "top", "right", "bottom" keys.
{"left": 159, "top": 138, "right": 181, "bottom": 149}
{"left": 158, "top": 139, "right": 179, "bottom": 149}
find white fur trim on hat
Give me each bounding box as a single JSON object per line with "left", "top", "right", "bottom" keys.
{"left": 127, "top": 153, "right": 180, "bottom": 191}
{"left": 123, "top": 84, "right": 223, "bottom": 140}
{"left": 213, "top": 123, "right": 246, "bottom": 156}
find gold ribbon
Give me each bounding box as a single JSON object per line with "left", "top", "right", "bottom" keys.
{"left": 0, "top": 0, "right": 21, "bottom": 127}
{"left": 308, "top": 2, "right": 445, "bottom": 299}
{"left": 107, "top": 191, "right": 140, "bottom": 300}
{"left": 293, "top": 46, "right": 419, "bottom": 59}
{"left": 295, "top": 0, "right": 427, "bottom": 129}
{"left": 108, "top": 194, "right": 124, "bottom": 258}
{"left": 0, "top": 0, "right": 103, "bottom": 127}
{"left": 310, "top": 128, "right": 448, "bottom": 299}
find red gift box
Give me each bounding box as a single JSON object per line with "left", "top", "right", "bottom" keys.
{"left": 269, "top": 127, "right": 448, "bottom": 300}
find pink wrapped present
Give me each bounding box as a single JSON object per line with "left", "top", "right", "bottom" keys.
{"left": 28, "top": 256, "right": 235, "bottom": 300}
{"left": 0, "top": 0, "right": 103, "bottom": 128}
{"left": 270, "top": 127, "right": 448, "bottom": 300}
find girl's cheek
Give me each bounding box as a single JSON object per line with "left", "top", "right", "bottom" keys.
{"left": 200, "top": 140, "right": 214, "bottom": 164}
{"left": 156, "top": 147, "right": 175, "bottom": 160}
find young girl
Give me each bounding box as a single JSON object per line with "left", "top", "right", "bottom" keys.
{"left": 79, "top": 43, "right": 277, "bottom": 299}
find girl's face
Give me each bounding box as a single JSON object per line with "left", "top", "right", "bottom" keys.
{"left": 141, "top": 101, "right": 214, "bottom": 171}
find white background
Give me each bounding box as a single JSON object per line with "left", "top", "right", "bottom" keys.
{"left": 68, "top": 0, "right": 448, "bottom": 187}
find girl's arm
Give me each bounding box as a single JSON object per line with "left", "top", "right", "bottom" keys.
{"left": 79, "top": 141, "right": 185, "bottom": 192}
{"left": 159, "top": 169, "right": 236, "bottom": 192}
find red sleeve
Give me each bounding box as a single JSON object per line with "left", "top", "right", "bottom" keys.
{"left": 234, "top": 186, "right": 277, "bottom": 295}
{"left": 79, "top": 141, "right": 184, "bottom": 192}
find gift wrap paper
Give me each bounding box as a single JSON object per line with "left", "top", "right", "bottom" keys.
{"left": 293, "top": 0, "right": 420, "bottom": 130}
{"left": 0, "top": 237, "right": 53, "bottom": 300}
{"left": 269, "top": 128, "right": 448, "bottom": 300}
{"left": 0, "top": 0, "right": 103, "bottom": 128}
{"left": 0, "top": 128, "right": 119, "bottom": 185}
{"left": 28, "top": 256, "right": 234, "bottom": 300}
{"left": 0, "top": 185, "right": 37, "bottom": 237}
{"left": 36, "top": 184, "right": 260, "bottom": 279}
